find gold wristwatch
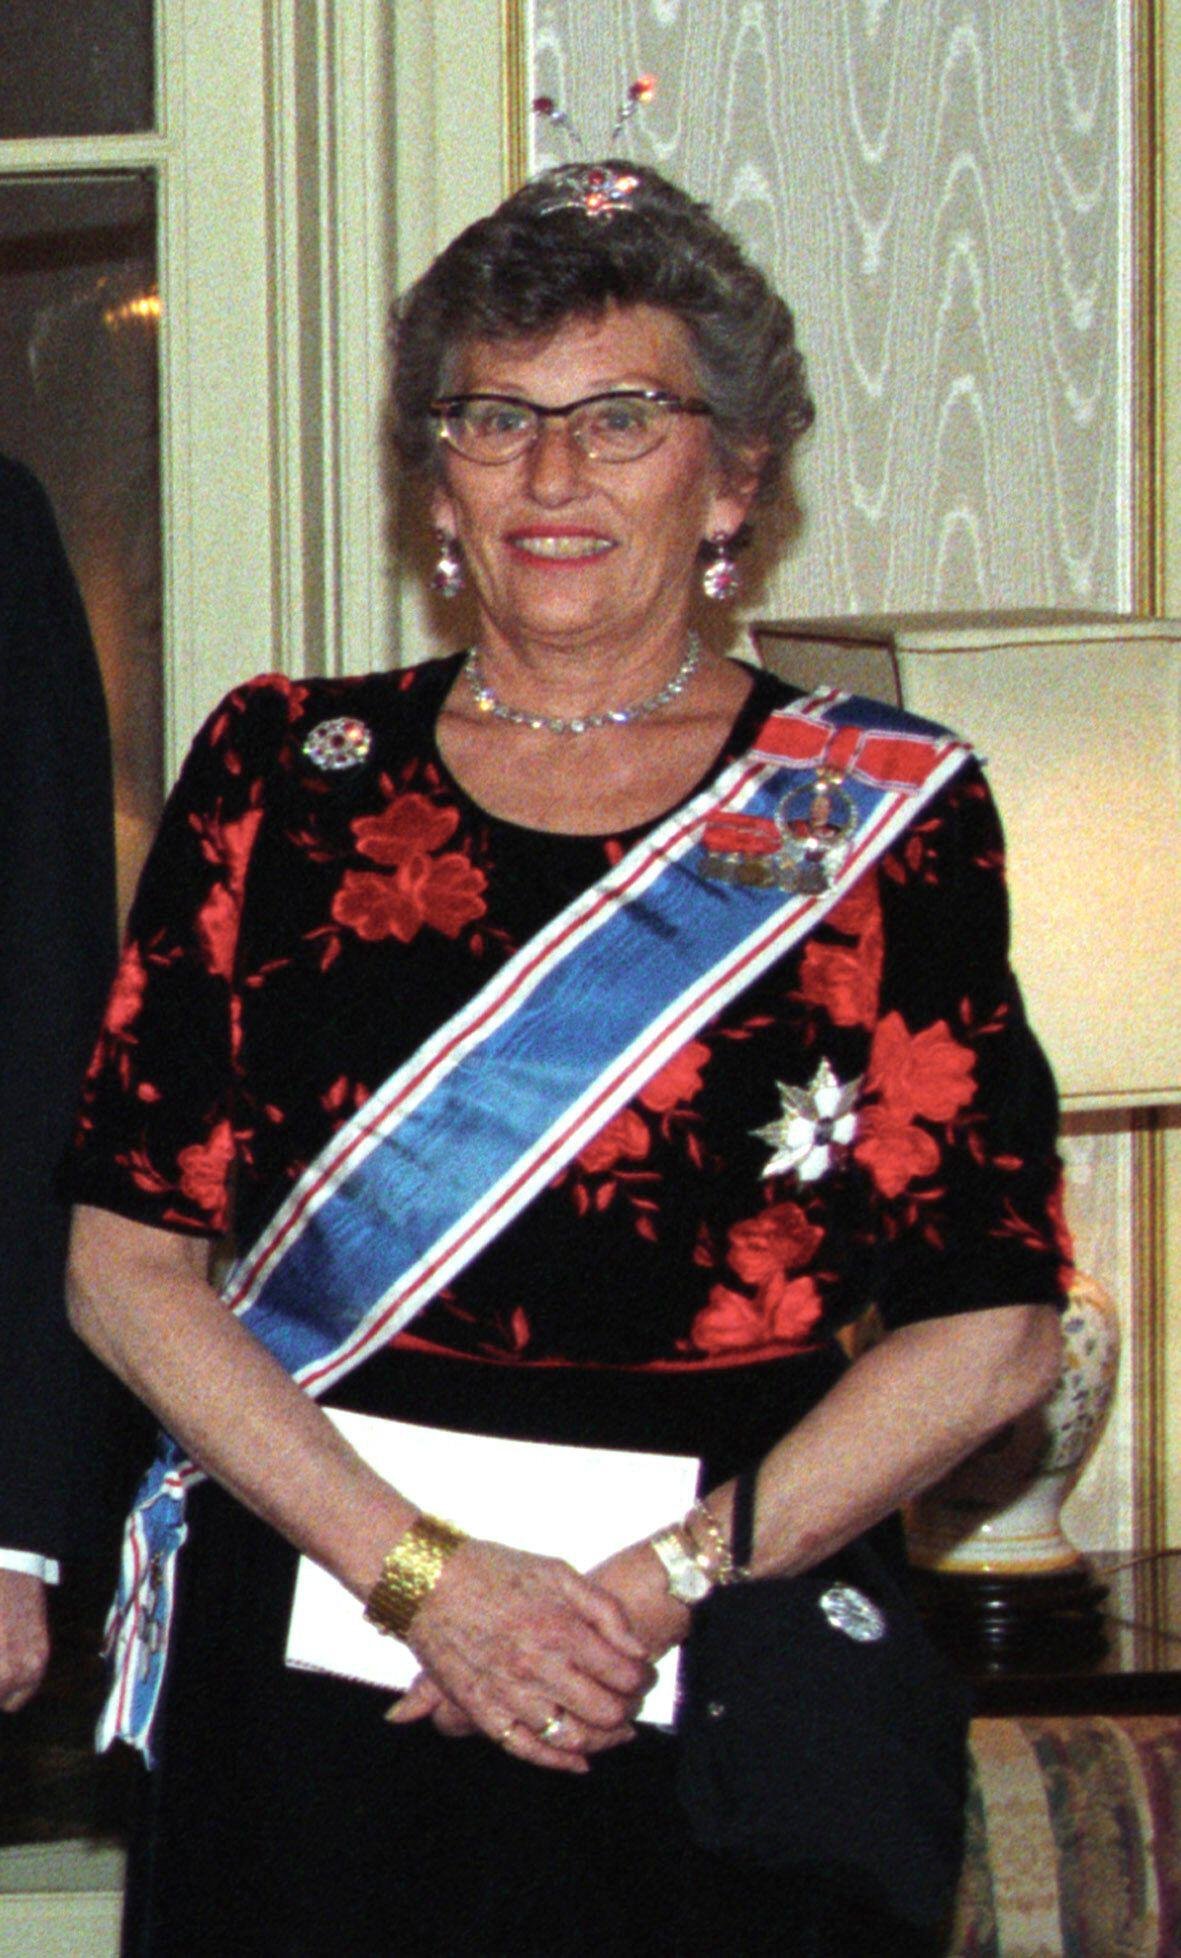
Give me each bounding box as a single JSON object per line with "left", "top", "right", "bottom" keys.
{"left": 649, "top": 1525, "right": 715, "bottom": 1605}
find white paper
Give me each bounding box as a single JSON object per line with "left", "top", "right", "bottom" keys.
{"left": 285, "top": 1408, "right": 700, "bottom": 1725}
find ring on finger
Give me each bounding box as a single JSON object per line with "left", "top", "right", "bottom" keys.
{"left": 539, "top": 1711, "right": 573, "bottom": 1746}
{"left": 498, "top": 1720, "right": 518, "bottom": 1748}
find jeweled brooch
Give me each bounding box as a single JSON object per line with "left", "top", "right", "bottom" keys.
{"left": 302, "top": 717, "right": 374, "bottom": 772}
{"left": 819, "top": 1583, "right": 887, "bottom": 1643}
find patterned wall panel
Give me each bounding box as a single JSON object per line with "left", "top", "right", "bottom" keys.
{"left": 530, "top": 0, "right": 1132, "bottom": 620}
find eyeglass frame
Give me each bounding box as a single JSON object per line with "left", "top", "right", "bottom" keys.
{"left": 428, "top": 387, "right": 714, "bottom": 465}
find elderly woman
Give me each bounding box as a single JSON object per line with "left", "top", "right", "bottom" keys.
{"left": 67, "top": 163, "right": 1066, "bottom": 1955}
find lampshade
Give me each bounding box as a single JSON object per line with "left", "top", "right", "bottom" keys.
{"left": 752, "top": 612, "right": 1181, "bottom": 1110}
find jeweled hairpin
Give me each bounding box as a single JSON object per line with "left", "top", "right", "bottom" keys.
{"left": 609, "top": 73, "right": 657, "bottom": 145}
{"left": 530, "top": 94, "right": 587, "bottom": 155}
{"left": 531, "top": 75, "right": 657, "bottom": 218}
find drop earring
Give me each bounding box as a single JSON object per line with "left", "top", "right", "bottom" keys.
{"left": 701, "top": 532, "right": 739, "bottom": 603}
{"left": 431, "top": 532, "right": 464, "bottom": 599}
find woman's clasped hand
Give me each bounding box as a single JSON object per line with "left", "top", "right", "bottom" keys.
{"left": 390, "top": 1537, "right": 659, "bottom": 1770}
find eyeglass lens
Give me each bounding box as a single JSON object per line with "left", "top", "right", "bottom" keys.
{"left": 435, "top": 392, "right": 704, "bottom": 463}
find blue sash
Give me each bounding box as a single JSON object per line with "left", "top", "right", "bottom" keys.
{"left": 99, "top": 689, "right": 971, "bottom": 1758}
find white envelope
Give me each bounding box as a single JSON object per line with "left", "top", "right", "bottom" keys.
{"left": 286, "top": 1407, "right": 700, "bottom": 1725}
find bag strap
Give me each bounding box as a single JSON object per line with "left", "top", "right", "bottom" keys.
{"left": 730, "top": 1464, "right": 759, "bottom": 1567}
{"left": 729, "top": 1465, "right": 911, "bottom": 1614}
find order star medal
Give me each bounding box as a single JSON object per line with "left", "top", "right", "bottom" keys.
{"left": 752, "top": 1058, "right": 862, "bottom": 1182}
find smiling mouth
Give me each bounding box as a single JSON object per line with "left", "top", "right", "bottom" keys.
{"left": 509, "top": 535, "right": 613, "bottom": 560}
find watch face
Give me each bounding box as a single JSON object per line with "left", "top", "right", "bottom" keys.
{"left": 673, "top": 1560, "right": 713, "bottom": 1604}
{"left": 652, "top": 1529, "right": 713, "bottom": 1604}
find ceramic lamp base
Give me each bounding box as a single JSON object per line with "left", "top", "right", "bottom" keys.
{"left": 911, "top": 1561, "right": 1110, "bottom": 1667}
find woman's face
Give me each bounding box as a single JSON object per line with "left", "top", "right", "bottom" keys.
{"left": 430, "top": 303, "right": 757, "bottom": 662}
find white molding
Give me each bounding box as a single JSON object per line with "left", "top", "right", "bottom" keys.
{"left": 326, "top": 1, "right": 398, "bottom": 675}
{"left": 390, "top": 2, "right": 505, "bottom": 667}
{"left": 1118, "top": 0, "right": 1137, "bottom": 610}
{"left": 158, "top": 1, "right": 278, "bottom": 768}
{"left": 264, "top": 5, "right": 325, "bottom": 683}
{"left": 255, "top": 3, "right": 400, "bottom": 683}
{"left": 0, "top": 135, "right": 167, "bottom": 170}
{"left": 1163, "top": 0, "right": 1180, "bottom": 610}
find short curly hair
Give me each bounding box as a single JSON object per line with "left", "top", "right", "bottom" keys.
{"left": 391, "top": 163, "right": 814, "bottom": 511}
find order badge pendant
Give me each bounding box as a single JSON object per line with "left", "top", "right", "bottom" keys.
{"left": 774, "top": 768, "right": 856, "bottom": 894}
{"left": 699, "top": 767, "right": 855, "bottom": 894}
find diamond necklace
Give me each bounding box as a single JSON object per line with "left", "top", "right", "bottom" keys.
{"left": 463, "top": 635, "right": 701, "bottom": 736}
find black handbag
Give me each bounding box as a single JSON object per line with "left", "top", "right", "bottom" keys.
{"left": 675, "top": 1467, "right": 971, "bottom": 1930}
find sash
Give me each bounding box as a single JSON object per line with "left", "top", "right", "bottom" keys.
{"left": 100, "top": 689, "right": 971, "bottom": 1759}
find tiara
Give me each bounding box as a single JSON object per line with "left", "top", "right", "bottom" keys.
{"left": 531, "top": 75, "right": 656, "bottom": 218}
{"left": 533, "top": 162, "right": 643, "bottom": 218}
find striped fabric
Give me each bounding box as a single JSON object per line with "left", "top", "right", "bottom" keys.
{"left": 949, "top": 1717, "right": 1181, "bottom": 1956}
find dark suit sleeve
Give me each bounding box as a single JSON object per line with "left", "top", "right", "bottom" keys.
{"left": 0, "top": 455, "right": 122, "bottom": 1559}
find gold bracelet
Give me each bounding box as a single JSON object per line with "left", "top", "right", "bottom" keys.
{"left": 364, "top": 1513, "right": 469, "bottom": 1640}
{"left": 685, "top": 1499, "right": 747, "bottom": 1585}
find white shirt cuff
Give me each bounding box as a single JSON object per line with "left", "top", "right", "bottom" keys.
{"left": 0, "top": 1549, "right": 61, "bottom": 1584}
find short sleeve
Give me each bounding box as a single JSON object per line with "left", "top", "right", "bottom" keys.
{"left": 861, "top": 760, "right": 1072, "bottom": 1330}
{"left": 65, "top": 675, "right": 303, "bottom": 1236}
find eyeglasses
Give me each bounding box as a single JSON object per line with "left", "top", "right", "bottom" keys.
{"left": 428, "top": 388, "right": 713, "bottom": 465}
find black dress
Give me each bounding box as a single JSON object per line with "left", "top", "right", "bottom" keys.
{"left": 67, "top": 654, "right": 1069, "bottom": 1954}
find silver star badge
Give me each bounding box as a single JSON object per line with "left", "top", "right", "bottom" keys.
{"left": 752, "top": 1059, "right": 862, "bottom": 1182}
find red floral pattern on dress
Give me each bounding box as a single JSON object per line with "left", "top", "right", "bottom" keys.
{"left": 82, "top": 941, "right": 151, "bottom": 1093}
{"left": 797, "top": 877, "right": 883, "bottom": 1029}
{"left": 823, "top": 875, "right": 878, "bottom": 937}
{"left": 852, "top": 1011, "right": 977, "bottom": 1201}
{"left": 566, "top": 1039, "right": 711, "bottom": 1236}
{"left": 332, "top": 793, "right": 487, "bottom": 945}
{"left": 851, "top": 1105, "right": 941, "bottom": 1201}
{"left": 352, "top": 794, "right": 461, "bottom": 865}
{"left": 175, "top": 1118, "right": 236, "bottom": 1222}
{"left": 195, "top": 881, "right": 243, "bottom": 982}
{"left": 333, "top": 857, "right": 487, "bottom": 944}
{"left": 190, "top": 805, "right": 266, "bottom": 886}
{"left": 207, "top": 675, "right": 309, "bottom": 754}
{"left": 797, "top": 933, "right": 880, "bottom": 1028}
{"left": 637, "top": 1040, "right": 709, "bottom": 1115}
{"left": 690, "top": 1201, "right": 824, "bottom": 1356}
{"left": 691, "top": 1275, "right": 822, "bottom": 1353}
{"left": 882, "top": 814, "right": 942, "bottom": 887}
{"left": 863, "top": 1012, "right": 976, "bottom": 1124}
{"left": 724, "top": 1201, "right": 824, "bottom": 1284}
{"left": 576, "top": 1109, "right": 650, "bottom": 1176}
{"left": 991, "top": 1184, "right": 1077, "bottom": 1287}
{"left": 104, "top": 944, "right": 149, "bottom": 1038}
{"left": 122, "top": 1146, "right": 172, "bottom": 1197}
